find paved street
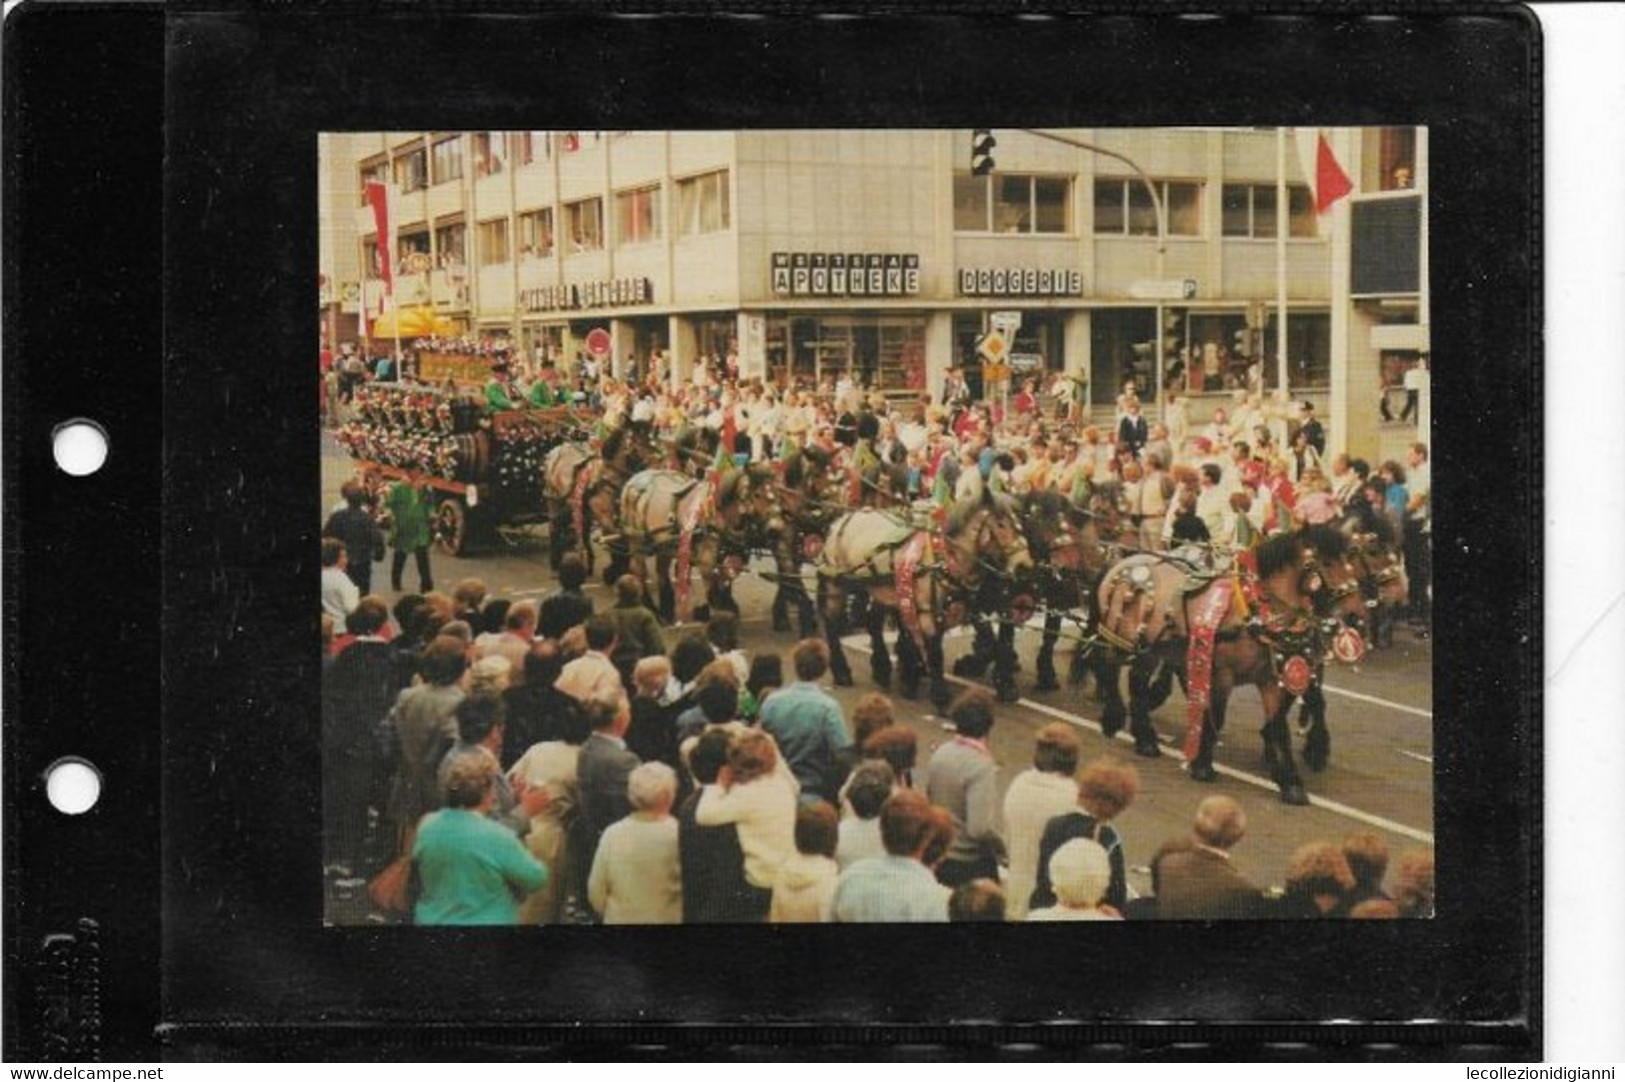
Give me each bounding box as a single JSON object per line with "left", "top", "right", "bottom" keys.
{"left": 325, "top": 432, "right": 1432, "bottom": 905}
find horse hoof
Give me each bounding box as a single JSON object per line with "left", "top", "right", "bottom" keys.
{"left": 995, "top": 685, "right": 1020, "bottom": 704}
{"left": 1033, "top": 679, "right": 1061, "bottom": 693}
{"left": 1279, "top": 784, "right": 1310, "bottom": 807}
{"left": 1134, "top": 740, "right": 1162, "bottom": 759}
{"left": 1188, "top": 763, "right": 1218, "bottom": 783}
{"left": 872, "top": 672, "right": 892, "bottom": 691}
{"left": 951, "top": 656, "right": 987, "bottom": 678}
{"left": 833, "top": 672, "right": 855, "bottom": 688}
{"left": 899, "top": 683, "right": 920, "bottom": 701}
{"left": 772, "top": 619, "right": 791, "bottom": 633}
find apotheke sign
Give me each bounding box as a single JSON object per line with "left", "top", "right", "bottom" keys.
{"left": 520, "top": 276, "right": 653, "bottom": 313}
{"left": 959, "top": 267, "right": 1083, "bottom": 297}
{"left": 772, "top": 253, "right": 920, "bottom": 297}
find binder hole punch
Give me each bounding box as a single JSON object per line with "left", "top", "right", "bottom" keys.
{"left": 44, "top": 757, "right": 102, "bottom": 815}
{"left": 51, "top": 419, "right": 109, "bottom": 477}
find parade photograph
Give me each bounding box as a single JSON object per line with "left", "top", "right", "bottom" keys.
{"left": 317, "top": 127, "right": 1435, "bottom": 929}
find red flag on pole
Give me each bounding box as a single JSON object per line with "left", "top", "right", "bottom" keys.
{"left": 1313, "top": 132, "right": 1353, "bottom": 213}
{"left": 365, "top": 180, "right": 394, "bottom": 295}
{"left": 1293, "top": 129, "right": 1353, "bottom": 215}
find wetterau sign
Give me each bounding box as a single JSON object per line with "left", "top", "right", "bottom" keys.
{"left": 958, "top": 266, "right": 1083, "bottom": 297}
{"left": 772, "top": 253, "right": 920, "bottom": 297}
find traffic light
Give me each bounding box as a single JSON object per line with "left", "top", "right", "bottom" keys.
{"left": 970, "top": 129, "right": 997, "bottom": 176}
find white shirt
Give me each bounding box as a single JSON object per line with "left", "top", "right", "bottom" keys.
{"left": 321, "top": 567, "right": 360, "bottom": 634}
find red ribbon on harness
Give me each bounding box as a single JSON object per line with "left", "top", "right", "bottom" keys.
{"left": 570, "top": 467, "right": 594, "bottom": 549}
{"left": 674, "top": 486, "right": 705, "bottom": 617}
{"left": 894, "top": 532, "right": 929, "bottom": 655}
{"left": 1183, "top": 577, "right": 1235, "bottom": 763}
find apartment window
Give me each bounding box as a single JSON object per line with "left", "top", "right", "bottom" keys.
{"left": 955, "top": 173, "right": 1072, "bottom": 234}
{"left": 676, "top": 170, "right": 730, "bottom": 235}
{"left": 392, "top": 145, "right": 427, "bottom": 193}
{"left": 615, "top": 184, "right": 661, "bottom": 246}
{"left": 478, "top": 218, "right": 509, "bottom": 266}
{"left": 362, "top": 237, "right": 381, "bottom": 279}
{"left": 566, "top": 197, "right": 604, "bottom": 251}
{"left": 434, "top": 222, "right": 466, "bottom": 268}
{"left": 430, "top": 137, "right": 463, "bottom": 185}
{"left": 358, "top": 159, "right": 388, "bottom": 205}
{"left": 507, "top": 131, "right": 535, "bottom": 166}
{"left": 470, "top": 132, "right": 506, "bottom": 178}
{"left": 1378, "top": 127, "right": 1417, "bottom": 191}
{"left": 1221, "top": 184, "right": 1315, "bottom": 238}
{"left": 398, "top": 229, "right": 430, "bottom": 274}
{"left": 1094, "top": 179, "right": 1202, "bottom": 237}
{"left": 517, "top": 208, "right": 553, "bottom": 259}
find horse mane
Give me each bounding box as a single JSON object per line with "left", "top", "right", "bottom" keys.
{"left": 601, "top": 423, "right": 627, "bottom": 460}
{"left": 944, "top": 496, "right": 982, "bottom": 537}
{"left": 716, "top": 467, "right": 748, "bottom": 506}
{"left": 1255, "top": 524, "right": 1351, "bottom": 581}
{"left": 1297, "top": 522, "right": 1350, "bottom": 561}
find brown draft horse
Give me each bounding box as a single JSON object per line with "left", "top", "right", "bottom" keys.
{"left": 952, "top": 480, "right": 1129, "bottom": 696}
{"left": 1094, "top": 525, "right": 1370, "bottom": 804}
{"left": 760, "top": 445, "right": 849, "bottom": 638}
{"left": 541, "top": 421, "right": 658, "bottom": 572}
{"left": 816, "top": 496, "right": 1033, "bottom": 711}
{"left": 1290, "top": 508, "right": 1412, "bottom": 767}
{"left": 608, "top": 465, "right": 779, "bottom": 623}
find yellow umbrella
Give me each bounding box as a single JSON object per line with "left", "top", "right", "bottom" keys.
{"left": 368, "top": 306, "right": 455, "bottom": 339}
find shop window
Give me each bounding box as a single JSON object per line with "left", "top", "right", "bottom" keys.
{"left": 957, "top": 173, "right": 1072, "bottom": 234}
{"left": 676, "top": 170, "right": 730, "bottom": 235}
{"left": 430, "top": 137, "right": 463, "bottom": 185}
{"left": 478, "top": 218, "right": 509, "bottom": 266}
{"left": 1220, "top": 184, "right": 1315, "bottom": 238}
{"left": 615, "top": 184, "right": 662, "bottom": 246}
{"left": 1094, "top": 179, "right": 1202, "bottom": 237}
{"left": 434, "top": 222, "right": 466, "bottom": 268}
{"left": 471, "top": 132, "right": 505, "bottom": 178}
{"left": 517, "top": 208, "right": 553, "bottom": 259}
{"left": 392, "top": 144, "right": 427, "bottom": 193}
{"left": 1263, "top": 312, "right": 1332, "bottom": 389}
{"left": 566, "top": 197, "right": 604, "bottom": 251}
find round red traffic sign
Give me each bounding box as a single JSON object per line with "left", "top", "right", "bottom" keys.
{"left": 586, "top": 328, "right": 612, "bottom": 357}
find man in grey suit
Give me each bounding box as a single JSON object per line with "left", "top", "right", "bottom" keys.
{"left": 1149, "top": 795, "right": 1268, "bottom": 919}
{"left": 574, "top": 692, "right": 641, "bottom": 915}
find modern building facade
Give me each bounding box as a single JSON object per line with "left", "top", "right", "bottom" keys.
{"left": 319, "top": 127, "right": 1429, "bottom": 461}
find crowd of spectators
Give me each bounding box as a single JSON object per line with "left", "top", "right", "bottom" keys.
{"left": 322, "top": 346, "right": 1433, "bottom": 923}
{"left": 321, "top": 557, "right": 1434, "bottom": 924}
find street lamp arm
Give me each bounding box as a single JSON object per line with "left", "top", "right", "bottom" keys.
{"left": 1017, "top": 128, "right": 1167, "bottom": 264}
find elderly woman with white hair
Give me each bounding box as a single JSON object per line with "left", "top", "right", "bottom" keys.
{"left": 586, "top": 762, "right": 683, "bottom": 924}
{"left": 1026, "top": 839, "right": 1121, "bottom": 921}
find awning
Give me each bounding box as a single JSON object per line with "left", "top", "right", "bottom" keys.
{"left": 367, "top": 306, "right": 456, "bottom": 339}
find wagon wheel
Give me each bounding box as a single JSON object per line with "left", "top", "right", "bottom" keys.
{"left": 433, "top": 496, "right": 470, "bottom": 556}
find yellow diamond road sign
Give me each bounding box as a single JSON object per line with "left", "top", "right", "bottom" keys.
{"left": 977, "top": 330, "right": 1009, "bottom": 363}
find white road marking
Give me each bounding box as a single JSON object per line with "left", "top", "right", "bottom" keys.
{"left": 1318, "top": 682, "right": 1433, "bottom": 719}
{"left": 1398, "top": 750, "right": 1435, "bottom": 764}
{"left": 840, "top": 633, "right": 1435, "bottom": 846}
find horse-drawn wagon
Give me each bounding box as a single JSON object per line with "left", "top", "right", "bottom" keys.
{"left": 337, "top": 382, "right": 582, "bottom": 555}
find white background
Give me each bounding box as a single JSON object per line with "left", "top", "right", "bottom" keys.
{"left": 1538, "top": 1, "right": 1625, "bottom": 1064}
